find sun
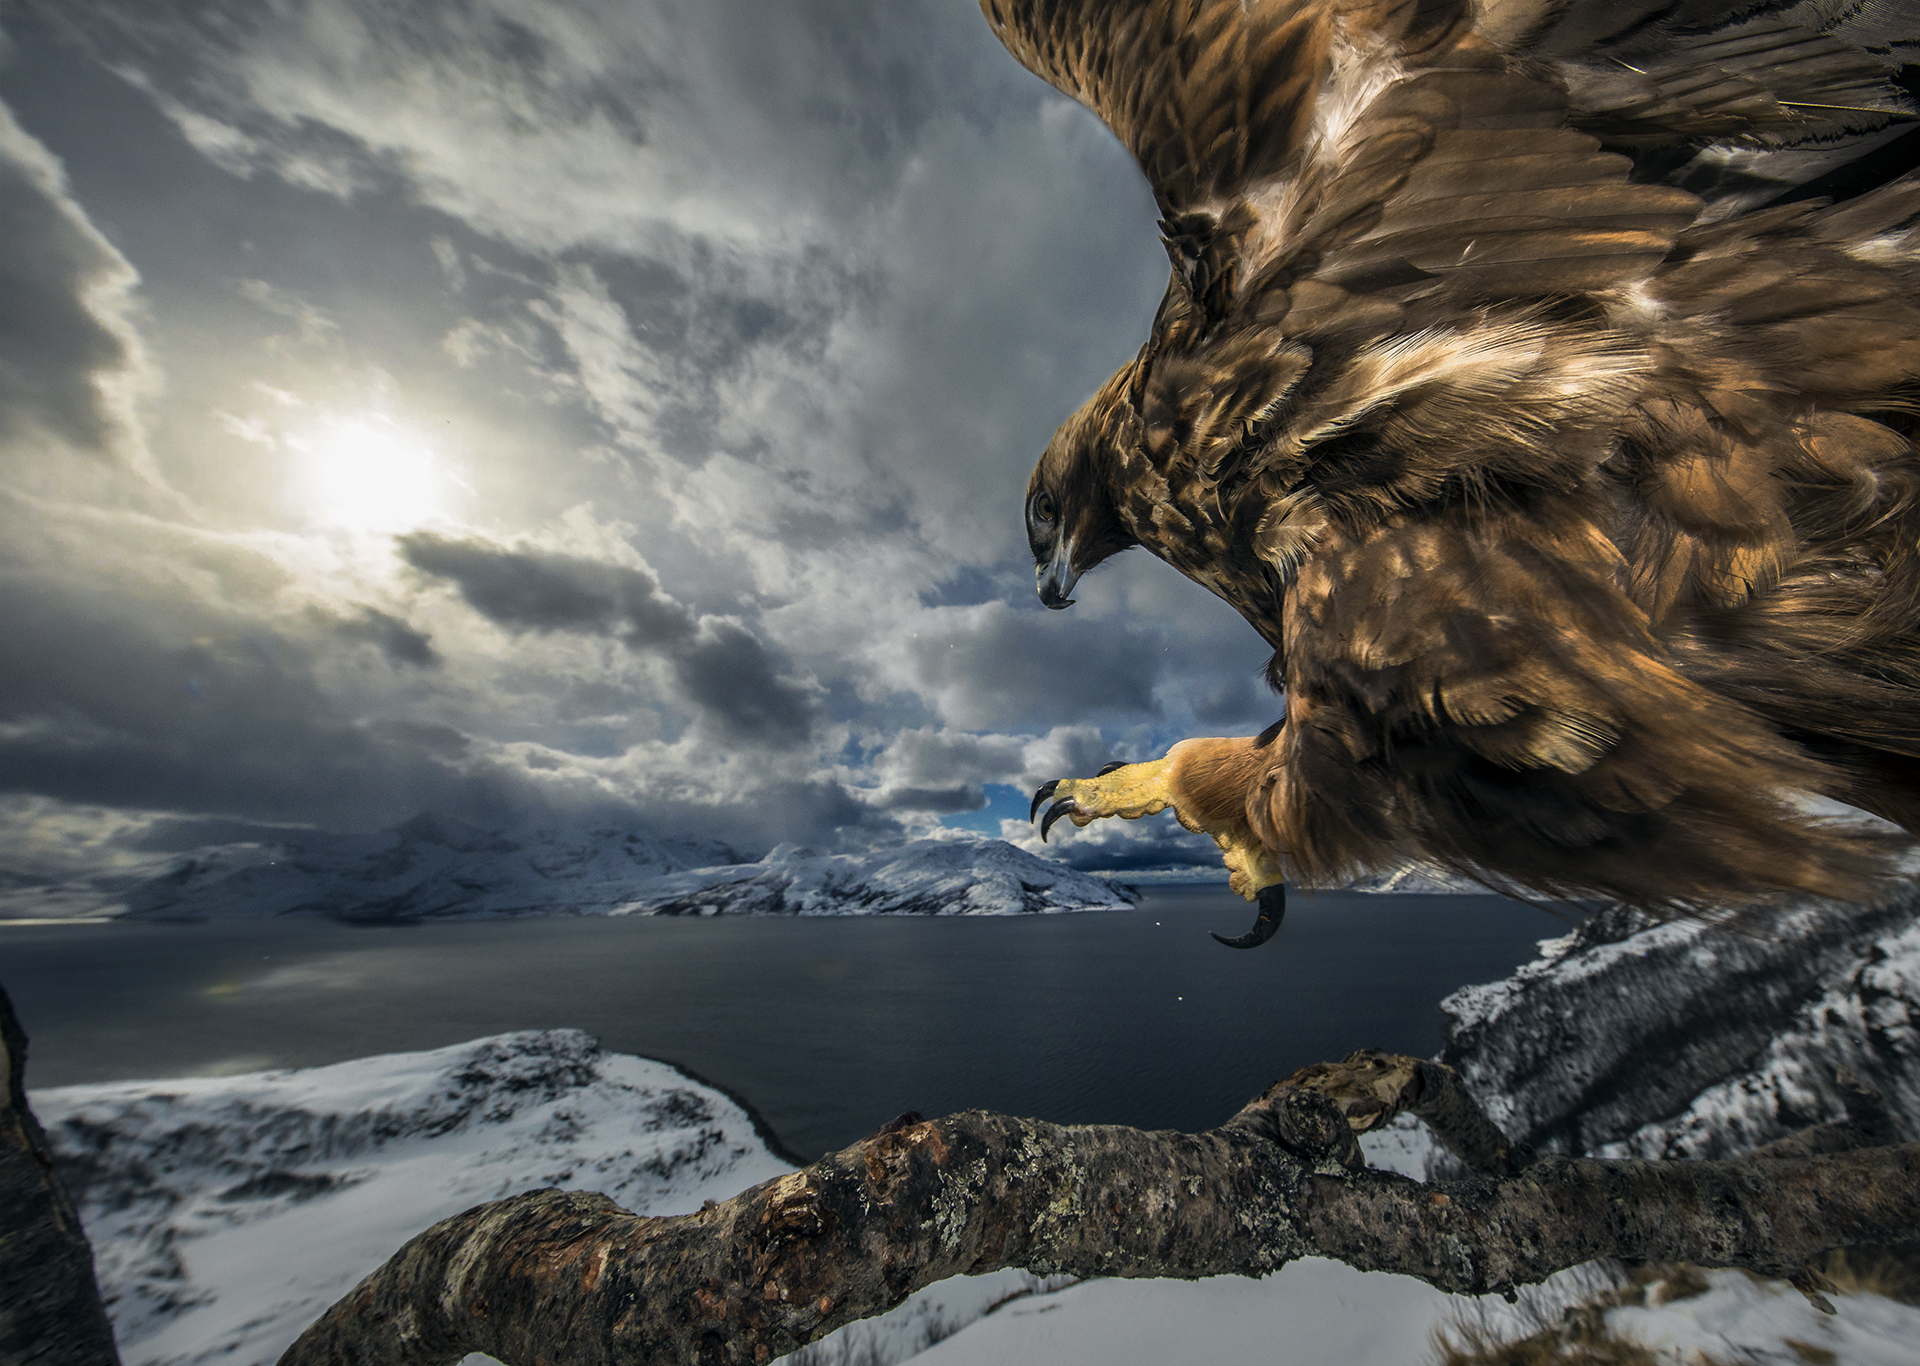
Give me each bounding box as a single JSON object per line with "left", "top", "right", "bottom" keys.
{"left": 295, "top": 416, "right": 452, "bottom": 532}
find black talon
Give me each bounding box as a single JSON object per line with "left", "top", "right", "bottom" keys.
{"left": 1096, "top": 761, "right": 1128, "bottom": 775}
{"left": 1039, "top": 799, "right": 1074, "bottom": 842}
{"left": 1211, "top": 882, "right": 1286, "bottom": 950}
{"left": 1029, "top": 780, "right": 1060, "bottom": 823}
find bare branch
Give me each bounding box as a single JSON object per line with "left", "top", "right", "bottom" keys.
{"left": 278, "top": 1054, "right": 1920, "bottom": 1366}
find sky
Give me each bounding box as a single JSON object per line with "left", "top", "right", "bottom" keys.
{"left": 0, "top": 0, "right": 1281, "bottom": 879}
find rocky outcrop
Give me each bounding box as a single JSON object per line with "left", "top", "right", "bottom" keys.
{"left": 1437, "top": 884, "right": 1920, "bottom": 1159}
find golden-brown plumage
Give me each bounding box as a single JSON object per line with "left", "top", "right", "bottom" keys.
{"left": 998, "top": 0, "right": 1920, "bottom": 927}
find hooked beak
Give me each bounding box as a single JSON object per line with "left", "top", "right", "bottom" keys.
{"left": 1037, "top": 537, "right": 1079, "bottom": 610}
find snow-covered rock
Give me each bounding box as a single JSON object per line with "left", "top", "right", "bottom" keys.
{"left": 1435, "top": 882, "right": 1920, "bottom": 1162}
{"left": 906, "top": 1256, "right": 1920, "bottom": 1366}
{"left": 626, "top": 839, "right": 1136, "bottom": 917}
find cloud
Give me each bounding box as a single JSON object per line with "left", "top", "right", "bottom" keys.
{"left": 397, "top": 531, "right": 815, "bottom": 745}
{"left": 999, "top": 811, "right": 1224, "bottom": 874}
{"left": 883, "top": 601, "right": 1166, "bottom": 731}
{"left": 671, "top": 618, "right": 815, "bottom": 746}
{"left": 0, "top": 98, "right": 151, "bottom": 466}
{"left": 397, "top": 531, "right": 697, "bottom": 647}
{"left": 327, "top": 605, "right": 439, "bottom": 668}
{"left": 864, "top": 726, "right": 1026, "bottom": 812}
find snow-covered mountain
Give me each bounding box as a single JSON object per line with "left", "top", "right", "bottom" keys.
{"left": 117, "top": 814, "right": 740, "bottom": 921}
{"left": 631, "top": 839, "right": 1135, "bottom": 917}
{"left": 2, "top": 816, "right": 1134, "bottom": 922}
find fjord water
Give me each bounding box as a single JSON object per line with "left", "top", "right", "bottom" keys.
{"left": 4, "top": 885, "right": 1564, "bottom": 1160}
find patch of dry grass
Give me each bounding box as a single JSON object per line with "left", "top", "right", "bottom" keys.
{"left": 1806, "top": 1243, "right": 1920, "bottom": 1306}
{"left": 1431, "top": 1262, "right": 1723, "bottom": 1366}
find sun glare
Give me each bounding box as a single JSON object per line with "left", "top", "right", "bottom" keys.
{"left": 296, "top": 417, "right": 452, "bottom": 532}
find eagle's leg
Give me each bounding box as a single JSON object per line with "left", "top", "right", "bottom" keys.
{"left": 1032, "top": 735, "right": 1287, "bottom": 948}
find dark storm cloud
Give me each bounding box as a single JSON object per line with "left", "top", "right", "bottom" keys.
{"left": 327, "top": 605, "right": 440, "bottom": 668}
{"left": 0, "top": 574, "right": 495, "bottom": 827}
{"left": 399, "top": 532, "right": 815, "bottom": 745}
{"left": 1189, "top": 673, "right": 1278, "bottom": 728}
{"left": 671, "top": 619, "right": 815, "bottom": 745}
{"left": 903, "top": 603, "right": 1166, "bottom": 730}
{"left": 396, "top": 531, "right": 696, "bottom": 648}
{"left": 0, "top": 104, "right": 143, "bottom": 458}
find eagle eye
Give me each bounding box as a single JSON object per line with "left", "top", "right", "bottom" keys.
{"left": 1031, "top": 491, "right": 1058, "bottom": 526}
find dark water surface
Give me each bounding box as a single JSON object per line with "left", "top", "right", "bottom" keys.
{"left": 2, "top": 886, "right": 1566, "bottom": 1159}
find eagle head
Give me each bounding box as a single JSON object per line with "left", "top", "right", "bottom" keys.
{"left": 1027, "top": 365, "right": 1141, "bottom": 609}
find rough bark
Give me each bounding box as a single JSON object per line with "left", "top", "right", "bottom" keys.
{"left": 279, "top": 1053, "right": 1920, "bottom": 1366}
{"left": 0, "top": 984, "right": 122, "bottom": 1366}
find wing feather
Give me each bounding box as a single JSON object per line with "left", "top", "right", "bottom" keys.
{"left": 979, "top": 0, "right": 1344, "bottom": 214}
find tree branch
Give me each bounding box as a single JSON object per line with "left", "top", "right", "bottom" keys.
{"left": 278, "top": 1054, "right": 1920, "bottom": 1366}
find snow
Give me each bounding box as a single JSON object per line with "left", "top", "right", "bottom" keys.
{"left": 906, "top": 1258, "right": 1920, "bottom": 1366}
{"left": 909, "top": 1260, "right": 1466, "bottom": 1366}
{"left": 1337, "top": 863, "right": 1485, "bottom": 894}
{"left": 29, "top": 1029, "right": 1475, "bottom": 1366}
{"left": 33, "top": 1030, "right": 791, "bottom": 1366}
{"left": 1, "top": 815, "right": 1134, "bottom": 922}
{"left": 1603, "top": 1271, "right": 1920, "bottom": 1366}
{"left": 1434, "top": 885, "right": 1920, "bottom": 1157}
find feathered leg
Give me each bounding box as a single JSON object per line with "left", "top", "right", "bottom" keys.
{"left": 1033, "top": 734, "right": 1291, "bottom": 945}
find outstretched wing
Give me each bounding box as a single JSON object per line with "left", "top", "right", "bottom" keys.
{"left": 979, "top": 0, "right": 1347, "bottom": 217}
{"left": 984, "top": 0, "right": 1914, "bottom": 337}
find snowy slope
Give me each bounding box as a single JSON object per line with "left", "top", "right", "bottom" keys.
{"left": 911, "top": 882, "right": 1920, "bottom": 1366}
{"left": 42, "top": 1031, "right": 1920, "bottom": 1366}
{"left": 1339, "top": 862, "right": 1484, "bottom": 894}
{"left": 3, "top": 816, "right": 1132, "bottom": 922}
{"left": 34, "top": 1031, "right": 790, "bottom": 1366}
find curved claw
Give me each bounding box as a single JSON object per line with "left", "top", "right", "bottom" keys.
{"left": 1096, "top": 761, "right": 1128, "bottom": 776}
{"left": 1039, "top": 799, "right": 1076, "bottom": 842}
{"left": 1210, "top": 882, "right": 1286, "bottom": 950}
{"left": 1029, "top": 779, "right": 1060, "bottom": 823}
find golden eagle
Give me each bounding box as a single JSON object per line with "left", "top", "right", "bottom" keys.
{"left": 992, "top": 0, "right": 1920, "bottom": 945}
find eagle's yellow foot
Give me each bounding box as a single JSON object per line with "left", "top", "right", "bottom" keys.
{"left": 1029, "top": 756, "right": 1177, "bottom": 839}
{"left": 1030, "top": 748, "right": 1288, "bottom": 950}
